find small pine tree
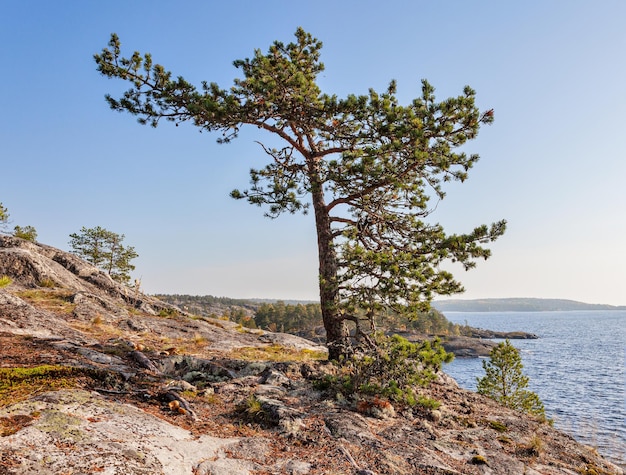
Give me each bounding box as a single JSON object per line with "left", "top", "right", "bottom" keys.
{"left": 477, "top": 339, "right": 545, "bottom": 417}
{"left": 68, "top": 226, "right": 138, "bottom": 284}
{"left": 0, "top": 204, "right": 37, "bottom": 241}
{"left": 0, "top": 203, "right": 9, "bottom": 231}
{"left": 13, "top": 225, "right": 38, "bottom": 242}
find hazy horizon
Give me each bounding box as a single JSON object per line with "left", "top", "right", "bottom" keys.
{"left": 155, "top": 293, "right": 626, "bottom": 308}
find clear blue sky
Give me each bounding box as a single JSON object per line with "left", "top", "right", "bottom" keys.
{"left": 2, "top": 1, "right": 625, "bottom": 305}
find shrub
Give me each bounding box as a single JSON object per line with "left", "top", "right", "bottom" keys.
{"left": 237, "top": 394, "right": 268, "bottom": 423}
{"left": 158, "top": 308, "right": 179, "bottom": 318}
{"left": 416, "top": 394, "right": 441, "bottom": 410}
{"left": 320, "top": 333, "right": 453, "bottom": 407}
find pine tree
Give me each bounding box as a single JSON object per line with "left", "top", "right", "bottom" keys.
{"left": 477, "top": 340, "right": 545, "bottom": 416}
{"left": 68, "top": 226, "right": 138, "bottom": 284}
{"left": 12, "top": 225, "right": 37, "bottom": 242}
{"left": 0, "top": 203, "right": 9, "bottom": 231}
{"left": 0, "top": 204, "right": 38, "bottom": 241}
{"left": 94, "top": 29, "right": 506, "bottom": 359}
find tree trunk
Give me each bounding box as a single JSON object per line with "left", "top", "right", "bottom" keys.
{"left": 307, "top": 162, "right": 349, "bottom": 360}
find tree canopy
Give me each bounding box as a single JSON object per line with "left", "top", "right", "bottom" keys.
{"left": 95, "top": 28, "right": 506, "bottom": 358}
{"left": 69, "top": 226, "right": 138, "bottom": 284}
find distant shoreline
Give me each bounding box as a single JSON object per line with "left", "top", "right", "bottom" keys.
{"left": 433, "top": 297, "right": 626, "bottom": 312}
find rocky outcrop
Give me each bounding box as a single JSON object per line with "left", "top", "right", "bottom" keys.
{"left": 1, "top": 347, "right": 623, "bottom": 474}
{"left": 0, "top": 236, "right": 623, "bottom": 474}
{"left": 0, "top": 234, "right": 175, "bottom": 316}
{"left": 0, "top": 235, "right": 325, "bottom": 354}
{"left": 437, "top": 331, "right": 537, "bottom": 358}
{"left": 441, "top": 335, "right": 499, "bottom": 358}
{"left": 0, "top": 389, "right": 243, "bottom": 475}
{"left": 464, "top": 328, "right": 539, "bottom": 340}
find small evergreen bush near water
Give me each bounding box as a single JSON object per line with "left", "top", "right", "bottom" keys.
{"left": 477, "top": 339, "right": 545, "bottom": 417}
{"left": 318, "top": 333, "right": 453, "bottom": 408}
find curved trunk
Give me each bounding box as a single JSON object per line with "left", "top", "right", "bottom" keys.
{"left": 307, "top": 162, "right": 349, "bottom": 360}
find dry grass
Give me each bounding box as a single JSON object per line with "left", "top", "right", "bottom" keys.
{"left": 38, "top": 278, "right": 56, "bottom": 288}
{"left": 15, "top": 288, "right": 76, "bottom": 314}
{"left": 228, "top": 344, "right": 327, "bottom": 362}
{"left": 70, "top": 321, "right": 126, "bottom": 340}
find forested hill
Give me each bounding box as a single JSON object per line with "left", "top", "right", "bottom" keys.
{"left": 433, "top": 298, "right": 626, "bottom": 312}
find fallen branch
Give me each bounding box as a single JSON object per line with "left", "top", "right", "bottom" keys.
{"left": 93, "top": 388, "right": 129, "bottom": 395}
{"left": 338, "top": 444, "right": 377, "bottom": 475}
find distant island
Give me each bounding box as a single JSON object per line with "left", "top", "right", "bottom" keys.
{"left": 433, "top": 297, "right": 626, "bottom": 312}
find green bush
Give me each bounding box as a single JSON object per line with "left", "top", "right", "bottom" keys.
{"left": 417, "top": 394, "right": 441, "bottom": 410}
{"left": 237, "top": 394, "right": 269, "bottom": 424}
{"left": 158, "top": 308, "right": 179, "bottom": 318}
{"left": 320, "top": 333, "right": 453, "bottom": 407}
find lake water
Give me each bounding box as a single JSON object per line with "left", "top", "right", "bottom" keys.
{"left": 443, "top": 311, "right": 626, "bottom": 467}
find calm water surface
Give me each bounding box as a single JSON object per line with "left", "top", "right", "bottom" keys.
{"left": 443, "top": 311, "right": 626, "bottom": 467}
